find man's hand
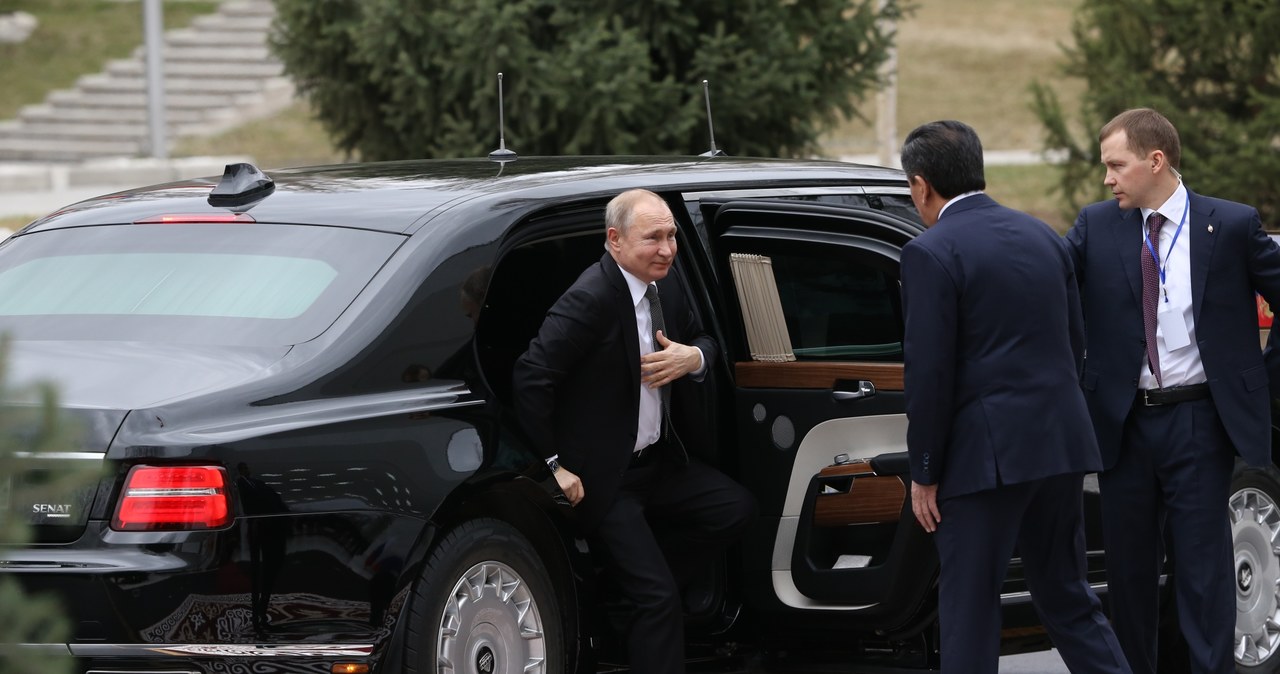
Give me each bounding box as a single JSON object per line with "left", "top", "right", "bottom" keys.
{"left": 554, "top": 466, "right": 584, "bottom": 506}
{"left": 911, "top": 481, "right": 941, "bottom": 533}
{"left": 641, "top": 330, "right": 700, "bottom": 388}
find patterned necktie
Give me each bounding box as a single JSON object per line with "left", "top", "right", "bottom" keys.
{"left": 1142, "top": 212, "right": 1167, "bottom": 387}
{"left": 644, "top": 284, "right": 672, "bottom": 437}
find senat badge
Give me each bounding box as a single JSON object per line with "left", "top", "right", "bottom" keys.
{"left": 1208, "top": 225, "right": 1215, "bottom": 233}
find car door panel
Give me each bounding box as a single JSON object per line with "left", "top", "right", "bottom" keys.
{"left": 711, "top": 201, "right": 936, "bottom": 630}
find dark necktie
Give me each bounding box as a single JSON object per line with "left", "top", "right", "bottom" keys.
{"left": 1142, "top": 212, "right": 1167, "bottom": 387}
{"left": 644, "top": 284, "right": 672, "bottom": 437}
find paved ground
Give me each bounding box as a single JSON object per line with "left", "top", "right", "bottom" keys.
{"left": 1000, "top": 649, "right": 1068, "bottom": 673}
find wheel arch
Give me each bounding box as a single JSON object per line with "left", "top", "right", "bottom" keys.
{"left": 399, "top": 472, "right": 591, "bottom": 673}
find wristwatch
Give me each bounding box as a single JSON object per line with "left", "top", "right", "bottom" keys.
{"left": 546, "top": 458, "right": 561, "bottom": 474}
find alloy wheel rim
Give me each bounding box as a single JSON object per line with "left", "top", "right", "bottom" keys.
{"left": 437, "top": 560, "right": 546, "bottom": 674}
{"left": 1231, "top": 487, "right": 1280, "bottom": 666}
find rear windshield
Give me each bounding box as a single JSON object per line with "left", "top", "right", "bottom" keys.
{"left": 0, "top": 224, "right": 403, "bottom": 346}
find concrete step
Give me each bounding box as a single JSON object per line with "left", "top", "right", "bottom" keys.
{"left": 106, "top": 59, "right": 283, "bottom": 79}
{"left": 47, "top": 88, "right": 265, "bottom": 110}
{"left": 132, "top": 44, "right": 274, "bottom": 63}
{"left": 165, "top": 28, "right": 273, "bottom": 47}
{"left": 0, "top": 137, "right": 143, "bottom": 161}
{"left": 220, "top": 0, "right": 277, "bottom": 18}
{"left": 11, "top": 121, "right": 208, "bottom": 140}
{"left": 0, "top": 0, "right": 290, "bottom": 162}
{"left": 190, "top": 13, "right": 273, "bottom": 32}
{"left": 77, "top": 73, "right": 272, "bottom": 95}
{"left": 19, "top": 104, "right": 209, "bottom": 125}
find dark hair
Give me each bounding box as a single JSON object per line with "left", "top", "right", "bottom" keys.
{"left": 1099, "top": 108, "right": 1181, "bottom": 171}
{"left": 900, "top": 120, "right": 986, "bottom": 199}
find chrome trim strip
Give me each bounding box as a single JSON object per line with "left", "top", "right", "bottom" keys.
{"left": 12, "top": 451, "right": 103, "bottom": 460}
{"left": 152, "top": 386, "right": 485, "bottom": 445}
{"left": 126, "top": 488, "right": 218, "bottom": 497}
{"left": 1001, "top": 582, "right": 1108, "bottom": 602}
{"left": 70, "top": 643, "right": 374, "bottom": 658}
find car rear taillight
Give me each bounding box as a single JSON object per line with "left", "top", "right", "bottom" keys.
{"left": 112, "top": 465, "right": 230, "bottom": 531}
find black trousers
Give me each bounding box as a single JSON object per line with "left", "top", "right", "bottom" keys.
{"left": 1100, "top": 398, "right": 1235, "bottom": 674}
{"left": 588, "top": 447, "right": 755, "bottom": 674}
{"left": 933, "top": 472, "right": 1130, "bottom": 674}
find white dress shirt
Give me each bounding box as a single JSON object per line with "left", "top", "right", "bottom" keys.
{"left": 1138, "top": 181, "right": 1206, "bottom": 388}
{"left": 617, "top": 264, "right": 704, "bottom": 451}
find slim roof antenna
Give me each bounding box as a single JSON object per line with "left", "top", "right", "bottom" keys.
{"left": 699, "top": 79, "right": 726, "bottom": 157}
{"left": 489, "top": 72, "right": 517, "bottom": 162}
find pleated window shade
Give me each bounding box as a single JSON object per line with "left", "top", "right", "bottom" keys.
{"left": 728, "top": 253, "right": 796, "bottom": 362}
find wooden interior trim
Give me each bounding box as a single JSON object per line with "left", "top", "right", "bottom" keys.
{"left": 735, "top": 361, "right": 904, "bottom": 391}
{"left": 813, "top": 475, "right": 906, "bottom": 527}
{"left": 816, "top": 462, "right": 877, "bottom": 478}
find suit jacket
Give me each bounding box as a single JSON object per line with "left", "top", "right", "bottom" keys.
{"left": 1065, "top": 190, "right": 1280, "bottom": 468}
{"left": 512, "top": 253, "right": 718, "bottom": 530}
{"left": 902, "top": 194, "right": 1101, "bottom": 500}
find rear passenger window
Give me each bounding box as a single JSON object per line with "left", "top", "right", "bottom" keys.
{"left": 770, "top": 251, "right": 902, "bottom": 361}
{"left": 725, "top": 239, "right": 903, "bottom": 363}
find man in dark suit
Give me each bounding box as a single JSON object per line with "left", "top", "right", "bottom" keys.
{"left": 512, "top": 189, "right": 754, "bottom": 674}
{"left": 900, "top": 120, "right": 1130, "bottom": 674}
{"left": 1066, "top": 107, "right": 1280, "bottom": 674}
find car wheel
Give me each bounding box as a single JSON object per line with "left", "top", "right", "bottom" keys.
{"left": 1232, "top": 463, "right": 1280, "bottom": 672}
{"left": 405, "top": 518, "right": 564, "bottom": 674}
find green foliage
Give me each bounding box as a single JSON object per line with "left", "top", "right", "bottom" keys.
{"left": 1032, "top": 0, "right": 1280, "bottom": 226}
{"left": 270, "top": 0, "right": 908, "bottom": 161}
{"left": 0, "top": 337, "right": 96, "bottom": 674}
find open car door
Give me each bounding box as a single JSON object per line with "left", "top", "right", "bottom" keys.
{"left": 709, "top": 200, "right": 938, "bottom": 633}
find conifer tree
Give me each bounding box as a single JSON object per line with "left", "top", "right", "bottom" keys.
{"left": 270, "top": 0, "right": 907, "bottom": 160}
{"left": 0, "top": 339, "right": 95, "bottom": 674}
{"left": 1033, "top": 0, "right": 1280, "bottom": 226}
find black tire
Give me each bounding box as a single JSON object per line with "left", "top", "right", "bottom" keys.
{"left": 404, "top": 518, "right": 565, "bottom": 674}
{"left": 1232, "top": 462, "right": 1280, "bottom": 673}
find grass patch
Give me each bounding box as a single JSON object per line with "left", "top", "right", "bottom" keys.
{"left": 821, "top": 0, "right": 1084, "bottom": 156}
{"left": 985, "top": 164, "right": 1077, "bottom": 234}
{"left": 0, "top": 0, "right": 217, "bottom": 120}
{"left": 0, "top": 214, "right": 38, "bottom": 232}
{"left": 174, "top": 100, "right": 348, "bottom": 170}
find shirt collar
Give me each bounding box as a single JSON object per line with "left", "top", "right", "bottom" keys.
{"left": 1141, "top": 181, "right": 1187, "bottom": 227}
{"left": 616, "top": 262, "right": 652, "bottom": 307}
{"left": 937, "top": 190, "right": 984, "bottom": 219}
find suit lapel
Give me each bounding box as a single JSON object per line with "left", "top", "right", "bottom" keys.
{"left": 1188, "top": 191, "right": 1216, "bottom": 324}
{"left": 1117, "top": 207, "right": 1145, "bottom": 308}
{"left": 600, "top": 254, "right": 641, "bottom": 393}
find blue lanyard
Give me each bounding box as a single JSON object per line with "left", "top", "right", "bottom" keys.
{"left": 1143, "top": 191, "right": 1190, "bottom": 298}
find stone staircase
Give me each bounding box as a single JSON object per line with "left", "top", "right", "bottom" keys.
{"left": 0, "top": 0, "right": 291, "bottom": 162}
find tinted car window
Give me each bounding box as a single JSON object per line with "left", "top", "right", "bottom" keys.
{"left": 756, "top": 246, "right": 902, "bottom": 361}
{"left": 0, "top": 224, "right": 403, "bottom": 347}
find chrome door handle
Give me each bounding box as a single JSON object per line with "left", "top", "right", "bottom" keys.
{"left": 832, "top": 380, "right": 876, "bottom": 401}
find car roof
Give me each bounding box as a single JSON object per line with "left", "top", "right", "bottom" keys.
{"left": 21, "top": 156, "right": 907, "bottom": 236}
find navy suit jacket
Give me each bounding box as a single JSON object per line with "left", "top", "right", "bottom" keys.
{"left": 1065, "top": 190, "right": 1280, "bottom": 468}
{"left": 902, "top": 194, "right": 1102, "bottom": 500}
{"left": 512, "top": 253, "right": 717, "bottom": 530}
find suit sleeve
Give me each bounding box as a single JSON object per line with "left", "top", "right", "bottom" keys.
{"left": 1242, "top": 208, "right": 1280, "bottom": 394}
{"left": 665, "top": 273, "right": 718, "bottom": 381}
{"left": 1061, "top": 238, "right": 1086, "bottom": 373}
{"left": 512, "top": 284, "right": 607, "bottom": 461}
{"left": 1063, "top": 208, "right": 1088, "bottom": 289}
{"left": 901, "top": 241, "right": 958, "bottom": 487}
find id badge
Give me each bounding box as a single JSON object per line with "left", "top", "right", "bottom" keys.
{"left": 1158, "top": 299, "right": 1192, "bottom": 351}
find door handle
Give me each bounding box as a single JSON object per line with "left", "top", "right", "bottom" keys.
{"left": 832, "top": 380, "right": 876, "bottom": 401}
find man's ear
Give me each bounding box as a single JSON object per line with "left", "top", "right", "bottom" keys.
{"left": 1149, "top": 149, "right": 1166, "bottom": 174}
{"left": 606, "top": 227, "right": 621, "bottom": 252}
{"left": 909, "top": 174, "right": 932, "bottom": 202}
